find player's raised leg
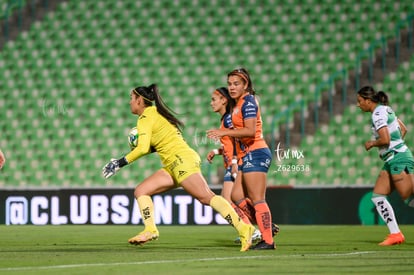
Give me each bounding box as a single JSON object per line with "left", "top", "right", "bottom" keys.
{"left": 128, "top": 195, "right": 159, "bottom": 245}
{"left": 181, "top": 172, "right": 255, "bottom": 252}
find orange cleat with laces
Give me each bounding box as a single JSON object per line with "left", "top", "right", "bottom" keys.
{"left": 378, "top": 232, "right": 405, "bottom": 246}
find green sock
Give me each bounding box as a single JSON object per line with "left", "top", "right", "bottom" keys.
{"left": 404, "top": 195, "right": 414, "bottom": 207}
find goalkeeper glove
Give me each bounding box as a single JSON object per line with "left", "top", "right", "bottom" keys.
{"left": 102, "top": 157, "right": 127, "bottom": 179}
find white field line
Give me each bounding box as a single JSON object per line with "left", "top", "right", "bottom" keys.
{"left": 0, "top": 251, "right": 374, "bottom": 272}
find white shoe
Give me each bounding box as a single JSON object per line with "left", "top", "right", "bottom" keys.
{"left": 234, "top": 228, "right": 262, "bottom": 244}
{"left": 251, "top": 229, "right": 262, "bottom": 243}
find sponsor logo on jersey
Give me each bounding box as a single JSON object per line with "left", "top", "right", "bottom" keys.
{"left": 243, "top": 161, "right": 254, "bottom": 169}
{"left": 374, "top": 118, "right": 385, "bottom": 128}
{"left": 178, "top": 170, "right": 187, "bottom": 178}
{"left": 260, "top": 158, "right": 271, "bottom": 168}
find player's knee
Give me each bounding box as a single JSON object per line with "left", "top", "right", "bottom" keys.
{"left": 395, "top": 183, "right": 412, "bottom": 200}
{"left": 134, "top": 188, "right": 146, "bottom": 198}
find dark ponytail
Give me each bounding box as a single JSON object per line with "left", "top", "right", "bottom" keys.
{"left": 357, "top": 86, "right": 389, "bottom": 105}
{"left": 376, "top": 91, "right": 389, "bottom": 105}
{"left": 133, "top": 84, "right": 184, "bottom": 132}
{"left": 215, "top": 87, "right": 235, "bottom": 117}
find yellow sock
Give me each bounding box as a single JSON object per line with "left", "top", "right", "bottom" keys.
{"left": 137, "top": 195, "right": 157, "bottom": 232}
{"left": 210, "top": 195, "right": 245, "bottom": 231}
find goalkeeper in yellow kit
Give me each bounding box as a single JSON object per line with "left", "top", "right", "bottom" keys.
{"left": 102, "top": 84, "right": 254, "bottom": 251}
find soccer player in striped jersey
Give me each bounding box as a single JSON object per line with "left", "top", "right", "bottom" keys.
{"left": 207, "top": 68, "right": 276, "bottom": 250}
{"left": 102, "top": 84, "right": 255, "bottom": 251}
{"left": 357, "top": 86, "right": 414, "bottom": 246}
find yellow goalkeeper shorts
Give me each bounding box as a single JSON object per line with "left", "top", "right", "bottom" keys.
{"left": 162, "top": 149, "right": 202, "bottom": 185}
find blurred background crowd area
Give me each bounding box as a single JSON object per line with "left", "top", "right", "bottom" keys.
{"left": 0, "top": 0, "right": 413, "bottom": 188}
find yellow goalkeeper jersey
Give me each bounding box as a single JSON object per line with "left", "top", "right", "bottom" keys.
{"left": 125, "top": 106, "right": 192, "bottom": 165}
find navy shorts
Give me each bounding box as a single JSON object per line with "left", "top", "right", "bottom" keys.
{"left": 240, "top": 148, "right": 272, "bottom": 173}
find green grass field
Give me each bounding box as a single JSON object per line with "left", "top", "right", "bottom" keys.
{"left": 0, "top": 225, "right": 413, "bottom": 274}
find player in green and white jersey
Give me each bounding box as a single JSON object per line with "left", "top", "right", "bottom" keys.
{"left": 357, "top": 86, "right": 414, "bottom": 246}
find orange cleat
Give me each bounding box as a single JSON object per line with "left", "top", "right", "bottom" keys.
{"left": 378, "top": 232, "right": 405, "bottom": 246}
{"left": 128, "top": 230, "right": 159, "bottom": 245}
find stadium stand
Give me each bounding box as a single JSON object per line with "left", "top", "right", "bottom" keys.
{"left": 0, "top": 0, "right": 413, "bottom": 188}
{"left": 274, "top": 54, "right": 414, "bottom": 186}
